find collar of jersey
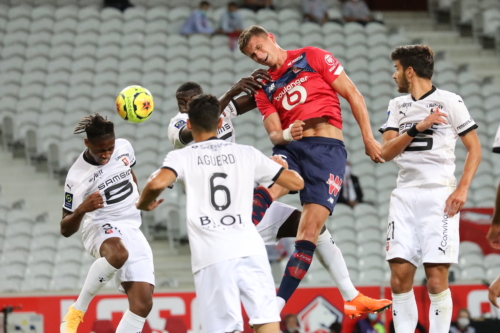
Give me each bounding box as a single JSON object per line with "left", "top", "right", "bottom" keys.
{"left": 204, "top": 136, "right": 219, "bottom": 142}
{"left": 82, "top": 149, "right": 101, "bottom": 166}
{"left": 411, "top": 85, "right": 436, "bottom": 101}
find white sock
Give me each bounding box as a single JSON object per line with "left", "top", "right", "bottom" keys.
{"left": 316, "top": 230, "right": 359, "bottom": 301}
{"left": 392, "top": 290, "right": 418, "bottom": 333}
{"left": 116, "top": 310, "right": 146, "bottom": 333}
{"left": 74, "top": 258, "right": 118, "bottom": 312}
{"left": 429, "top": 289, "right": 452, "bottom": 333}
{"left": 276, "top": 296, "right": 286, "bottom": 312}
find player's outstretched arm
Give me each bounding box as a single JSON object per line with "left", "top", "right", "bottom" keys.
{"left": 445, "top": 129, "right": 482, "bottom": 217}
{"left": 60, "top": 191, "right": 103, "bottom": 237}
{"left": 331, "top": 72, "right": 383, "bottom": 163}
{"left": 274, "top": 169, "right": 304, "bottom": 192}
{"left": 135, "top": 168, "right": 174, "bottom": 211}
{"left": 487, "top": 183, "right": 500, "bottom": 249}
{"left": 219, "top": 70, "right": 273, "bottom": 115}
{"left": 381, "top": 109, "right": 448, "bottom": 161}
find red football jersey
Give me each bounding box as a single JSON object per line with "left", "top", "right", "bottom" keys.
{"left": 255, "top": 46, "right": 344, "bottom": 130}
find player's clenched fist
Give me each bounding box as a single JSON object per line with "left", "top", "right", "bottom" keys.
{"left": 416, "top": 107, "right": 448, "bottom": 132}
{"left": 270, "top": 155, "right": 288, "bottom": 169}
{"left": 290, "top": 120, "right": 305, "bottom": 140}
{"left": 487, "top": 224, "right": 500, "bottom": 250}
{"left": 79, "top": 191, "right": 104, "bottom": 213}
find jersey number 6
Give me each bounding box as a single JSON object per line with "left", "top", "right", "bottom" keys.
{"left": 210, "top": 173, "right": 231, "bottom": 211}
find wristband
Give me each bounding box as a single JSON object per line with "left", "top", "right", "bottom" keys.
{"left": 407, "top": 124, "right": 420, "bottom": 138}
{"left": 283, "top": 124, "right": 294, "bottom": 141}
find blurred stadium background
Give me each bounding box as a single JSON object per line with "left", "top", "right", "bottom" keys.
{"left": 0, "top": 0, "right": 500, "bottom": 332}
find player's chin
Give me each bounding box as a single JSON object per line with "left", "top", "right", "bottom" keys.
{"left": 99, "top": 160, "right": 110, "bottom": 165}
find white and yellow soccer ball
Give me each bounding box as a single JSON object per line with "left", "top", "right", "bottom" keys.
{"left": 116, "top": 85, "right": 154, "bottom": 123}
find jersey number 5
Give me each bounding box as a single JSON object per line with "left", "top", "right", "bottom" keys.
{"left": 404, "top": 129, "right": 434, "bottom": 152}
{"left": 104, "top": 179, "right": 133, "bottom": 205}
{"left": 210, "top": 173, "right": 231, "bottom": 211}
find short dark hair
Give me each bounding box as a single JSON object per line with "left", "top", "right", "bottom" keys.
{"left": 188, "top": 94, "right": 220, "bottom": 132}
{"left": 73, "top": 113, "right": 114, "bottom": 141}
{"left": 238, "top": 25, "right": 269, "bottom": 54}
{"left": 200, "top": 1, "right": 210, "bottom": 7}
{"left": 391, "top": 45, "right": 434, "bottom": 79}
{"left": 176, "top": 82, "right": 203, "bottom": 95}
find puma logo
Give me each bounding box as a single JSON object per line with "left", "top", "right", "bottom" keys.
{"left": 438, "top": 247, "right": 446, "bottom": 254}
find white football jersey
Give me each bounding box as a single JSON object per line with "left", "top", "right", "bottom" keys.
{"left": 379, "top": 87, "right": 478, "bottom": 188}
{"left": 493, "top": 124, "right": 500, "bottom": 154}
{"left": 63, "top": 139, "right": 141, "bottom": 230}
{"left": 162, "top": 138, "right": 283, "bottom": 272}
{"left": 167, "top": 100, "right": 238, "bottom": 149}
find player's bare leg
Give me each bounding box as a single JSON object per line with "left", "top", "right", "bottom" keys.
{"left": 61, "top": 238, "right": 129, "bottom": 333}
{"left": 252, "top": 322, "right": 280, "bottom": 333}
{"left": 424, "top": 263, "right": 452, "bottom": 333}
{"left": 116, "top": 282, "right": 154, "bottom": 332}
{"left": 389, "top": 258, "right": 418, "bottom": 333}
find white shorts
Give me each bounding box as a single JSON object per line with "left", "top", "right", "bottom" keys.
{"left": 386, "top": 186, "right": 460, "bottom": 266}
{"left": 82, "top": 223, "right": 155, "bottom": 292}
{"left": 256, "top": 201, "right": 297, "bottom": 245}
{"left": 194, "top": 255, "right": 280, "bottom": 333}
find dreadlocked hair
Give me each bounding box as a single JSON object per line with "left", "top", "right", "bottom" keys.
{"left": 73, "top": 113, "right": 115, "bottom": 140}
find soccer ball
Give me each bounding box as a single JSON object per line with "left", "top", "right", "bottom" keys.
{"left": 116, "top": 85, "right": 154, "bottom": 123}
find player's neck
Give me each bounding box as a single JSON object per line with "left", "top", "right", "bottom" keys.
{"left": 271, "top": 48, "right": 288, "bottom": 70}
{"left": 409, "top": 79, "right": 433, "bottom": 101}
{"left": 192, "top": 131, "right": 218, "bottom": 143}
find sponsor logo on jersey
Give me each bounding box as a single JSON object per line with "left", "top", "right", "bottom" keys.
{"left": 88, "top": 169, "right": 103, "bottom": 183}
{"left": 326, "top": 174, "right": 342, "bottom": 196}
{"left": 274, "top": 76, "right": 309, "bottom": 102}
{"left": 457, "top": 117, "right": 473, "bottom": 130}
{"left": 268, "top": 82, "right": 276, "bottom": 93}
{"left": 174, "top": 120, "right": 186, "bottom": 129}
{"left": 97, "top": 169, "right": 131, "bottom": 190}
{"left": 66, "top": 184, "right": 73, "bottom": 191}
{"left": 64, "top": 192, "right": 73, "bottom": 209}
{"left": 427, "top": 102, "right": 443, "bottom": 109}
{"left": 298, "top": 296, "right": 343, "bottom": 333}
{"left": 439, "top": 214, "right": 449, "bottom": 254}
{"left": 122, "top": 157, "right": 130, "bottom": 166}
{"left": 287, "top": 54, "right": 304, "bottom": 66}
{"left": 399, "top": 110, "right": 406, "bottom": 116}
{"left": 115, "top": 153, "right": 130, "bottom": 161}
{"left": 400, "top": 102, "right": 412, "bottom": 109}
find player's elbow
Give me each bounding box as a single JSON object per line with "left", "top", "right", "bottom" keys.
{"left": 60, "top": 224, "right": 75, "bottom": 238}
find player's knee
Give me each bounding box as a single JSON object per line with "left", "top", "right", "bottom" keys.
{"left": 106, "top": 247, "right": 129, "bottom": 268}
{"left": 132, "top": 297, "right": 153, "bottom": 317}
{"left": 390, "top": 273, "right": 412, "bottom": 293}
{"left": 426, "top": 276, "right": 447, "bottom": 294}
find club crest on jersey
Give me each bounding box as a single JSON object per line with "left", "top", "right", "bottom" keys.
{"left": 64, "top": 192, "right": 73, "bottom": 209}
{"left": 291, "top": 66, "right": 302, "bottom": 74}
{"left": 324, "top": 54, "right": 335, "bottom": 66}
{"left": 122, "top": 157, "right": 130, "bottom": 166}
{"left": 326, "top": 174, "right": 342, "bottom": 196}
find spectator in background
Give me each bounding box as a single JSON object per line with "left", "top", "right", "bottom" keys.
{"left": 329, "top": 321, "right": 342, "bottom": 333}
{"left": 341, "top": 0, "right": 375, "bottom": 25}
{"left": 449, "top": 309, "right": 476, "bottom": 333}
{"left": 242, "top": 0, "right": 275, "bottom": 12}
{"left": 302, "top": 0, "right": 329, "bottom": 25}
{"left": 218, "top": 2, "right": 244, "bottom": 50}
{"left": 354, "top": 313, "right": 386, "bottom": 333}
{"left": 103, "top": 0, "right": 133, "bottom": 11}
{"left": 282, "top": 314, "right": 301, "bottom": 333}
{"left": 180, "top": 1, "right": 215, "bottom": 35}
{"left": 337, "top": 161, "right": 364, "bottom": 208}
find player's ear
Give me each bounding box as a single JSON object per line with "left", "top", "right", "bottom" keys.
{"left": 84, "top": 138, "right": 89, "bottom": 148}
{"left": 268, "top": 33, "right": 276, "bottom": 43}
{"left": 186, "top": 119, "right": 193, "bottom": 130}
{"left": 217, "top": 117, "right": 223, "bottom": 129}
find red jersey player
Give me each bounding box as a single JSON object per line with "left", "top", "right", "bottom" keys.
{"left": 238, "top": 25, "right": 390, "bottom": 317}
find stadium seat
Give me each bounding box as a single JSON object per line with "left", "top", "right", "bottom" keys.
{"left": 332, "top": 228, "right": 356, "bottom": 242}
{"left": 461, "top": 266, "right": 486, "bottom": 281}
{"left": 322, "top": 22, "right": 343, "bottom": 35}
{"left": 358, "top": 267, "right": 385, "bottom": 284}
{"left": 0, "top": 279, "right": 22, "bottom": 293}
{"left": 487, "top": 267, "right": 500, "bottom": 282}
{"left": 459, "top": 253, "right": 484, "bottom": 269}
{"left": 459, "top": 241, "right": 483, "bottom": 255}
